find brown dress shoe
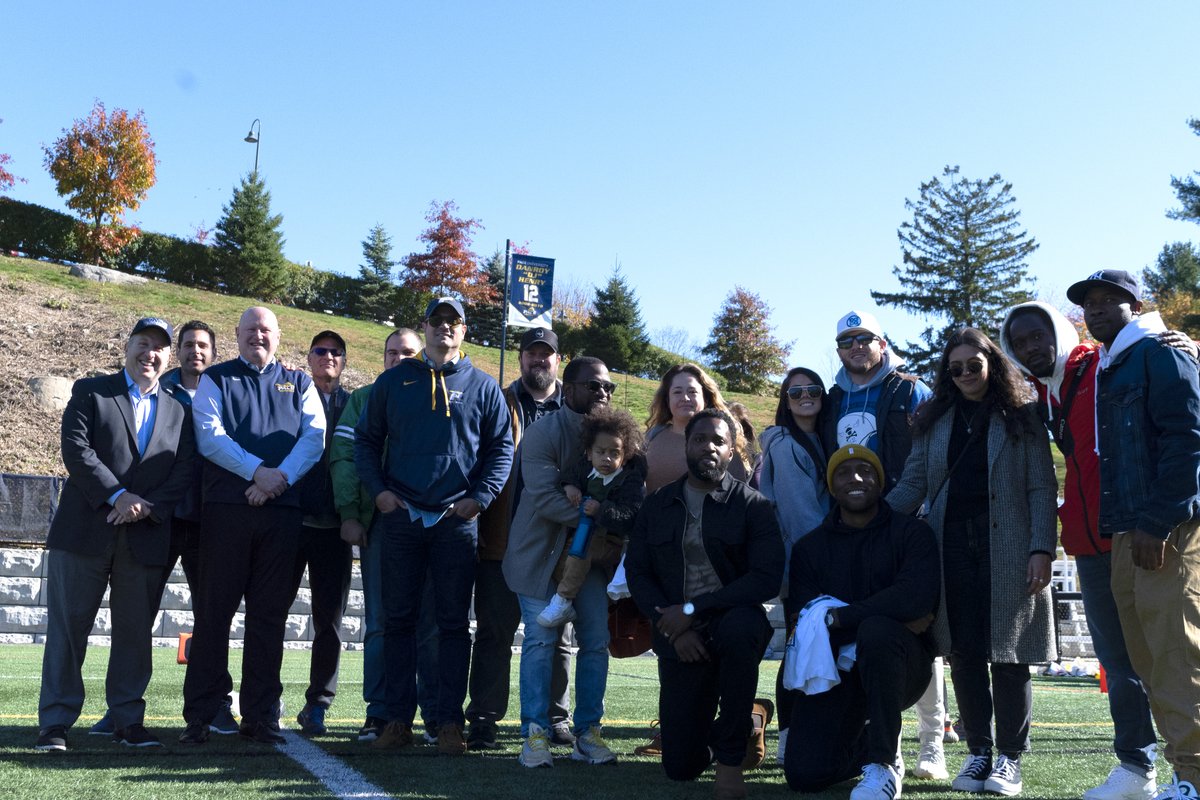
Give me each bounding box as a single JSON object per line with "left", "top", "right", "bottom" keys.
{"left": 633, "top": 720, "right": 662, "bottom": 757}
{"left": 371, "top": 720, "right": 414, "bottom": 749}
{"left": 714, "top": 762, "right": 749, "bottom": 799}
{"left": 741, "top": 698, "right": 774, "bottom": 770}
{"left": 436, "top": 723, "right": 467, "bottom": 755}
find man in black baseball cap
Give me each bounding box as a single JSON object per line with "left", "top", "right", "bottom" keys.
{"left": 1065, "top": 269, "right": 1141, "bottom": 306}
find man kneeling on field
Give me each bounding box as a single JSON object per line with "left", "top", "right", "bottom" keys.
{"left": 784, "top": 446, "right": 940, "bottom": 800}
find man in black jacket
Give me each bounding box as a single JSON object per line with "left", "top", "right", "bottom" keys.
{"left": 784, "top": 445, "right": 940, "bottom": 800}
{"left": 626, "top": 408, "right": 783, "bottom": 800}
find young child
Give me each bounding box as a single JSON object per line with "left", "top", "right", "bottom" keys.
{"left": 537, "top": 406, "right": 647, "bottom": 627}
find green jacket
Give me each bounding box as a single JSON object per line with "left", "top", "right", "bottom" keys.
{"left": 331, "top": 383, "right": 377, "bottom": 527}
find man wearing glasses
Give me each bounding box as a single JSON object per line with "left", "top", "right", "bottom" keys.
{"left": 355, "top": 298, "right": 514, "bottom": 755}
{"left": 821, "top": 310, "right": 942, "bottom": 781}
{"left": 291, "top": 331, "right": 352, "bottom": 736}
{"left": 503, "top": 356, "right": 621, "bottom": 768}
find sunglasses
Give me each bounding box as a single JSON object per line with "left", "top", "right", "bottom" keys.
{"left": 427, "top": 315, "right": 464, "bottom": 328}
{"left": 948, "top": 361, "right": 985, "bottom": 378}
{"left": 836, "top": 333, "right": 879, "bottom": 350}
{"left": 310, "top": 347, "right": 344, "bottom": 358}
{"left": 575, "top": 379, "right": 617, "bottom": 395}
{"left": 786, "top": 385, "right": 823, "bottom": 400}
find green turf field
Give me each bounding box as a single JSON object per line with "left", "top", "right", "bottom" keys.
{"left": 0, "top": 645, "right": 1130, "bottom": 799}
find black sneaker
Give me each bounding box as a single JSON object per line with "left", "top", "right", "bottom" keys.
{"left": 35, "top": 725, "right": 68, "bottom": 751}
{"left": 466, "top": 722, "right": 500, "bottom": 751}
{"left": 178, "top": 722, "right": 209, "bottom": 745}
{"left": 89, "top": 711, "right": 115, "bottom": 736}
{"left": 239, "top": 721, "right": 286, "bottom": 744}
{"left": 209, "top": 703, "right": 239, "bottom": 735}
{"left": 114, "top": 723, "right": 163, "bottom": 748}
{"left": 357, "top": 716, "right": 386, "bottom": 742}
{"left": 952, "top": 752, "right": 993, "bottom": 793}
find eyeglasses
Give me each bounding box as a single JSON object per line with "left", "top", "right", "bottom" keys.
{"left": 574, "top": 379, "right": 616, "bottom": 395}
{"left": 948, "top": 361, "right": 985, "bottom": 378}
{"left": 836, "top": 333, "right": 879, "bottom": 350}
{"left": 310, "top": 347, "right": 344, "bottom": 358}
{"left": 427, "top": 315, "right": 464, "bottom": 328}
{"left": 786, "top": 385, "right": 823, "bottom": 400}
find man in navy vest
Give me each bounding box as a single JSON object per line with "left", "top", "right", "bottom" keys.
{"left": 180, "top": 306, "right": 326, "bottom": 745}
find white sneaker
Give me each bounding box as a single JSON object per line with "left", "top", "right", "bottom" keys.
{"left": 519, "top": 723, "right": 553, "bottom": 768}
{"left": 983, "top": 754, "right": 1023, "bottom": 796}
{"left": 1083, "top": 764, "right": 1156, "bottom": 800}
{"left": 777, "top": 727, "right": 788, "bottom": 766}
{"left": 536, "top": 594, "right": 577, "bottom": 628}
{"left": 571, "top": 725, "right": 617, "bottom": 765}
{"left": 914, "top": 736, "right": 949, "bottom": 780}
{"left": 1152, "top": 773, "right": 1199, "bottom": 800}
{"left": 851, "top": 762, "right": 903, "bottom": 800}
{"left": 953, "top": 753, "right": 993, "bottom": 793}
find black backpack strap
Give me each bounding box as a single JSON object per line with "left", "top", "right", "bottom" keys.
{"left": 1050, "top": 353, "right": 1092, "bottom": 454}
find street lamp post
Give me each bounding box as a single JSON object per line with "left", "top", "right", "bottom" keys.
{"left": 244, "top": 119, "right": 261, "bottom": 175}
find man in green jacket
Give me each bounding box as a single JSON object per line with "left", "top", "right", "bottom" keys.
{"left": 329, "top": 327, "right": 421, "bottom": 742}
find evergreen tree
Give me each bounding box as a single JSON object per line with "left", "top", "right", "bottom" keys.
{"left": 213, "top": 171, "right": 286, "bottom": 299}
{"left": 701, "top": 287, "right": 790, "bottom": 394}
{"left": 1169, "top": 118, "right": 1200, "bottom": 224}
{"left": 466, "top": 250, "right": 521, "bottom": 349}
{"left": 581, "top": 267, "right": 651, "bottom": 374}
{"left": 871, "top": 165, "right": 1038, "bottom": 379}
{"left": 359, "top": 223, "right": 396, "bottom": 322}
{"left": 1144, "top": 242, "right": 1200, "bottom": 336}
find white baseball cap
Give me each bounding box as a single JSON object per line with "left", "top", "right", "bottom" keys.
{"left": 836, "top": 310, "right": 884, "bottom": 340}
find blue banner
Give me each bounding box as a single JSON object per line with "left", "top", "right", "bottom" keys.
{"left": 506, "top": 254, "right": 555, "bottom": 329}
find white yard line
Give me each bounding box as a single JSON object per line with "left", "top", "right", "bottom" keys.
{"left": 278, "top": 729, "right": 392, "bottom": 800}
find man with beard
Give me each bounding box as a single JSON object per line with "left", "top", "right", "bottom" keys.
{"left": 467, "top": 327, "right": 574, "bottom": 751}
{"left": 784, "top": 445, "right": 939, "bottom": 800}
{"left": 503, "top": 356, "right": 618, "bottom": 767}
{"left": 1067, "top": 270, "right": 1200, "bottom": 800}
{"left": 625, "top": 408, "right": 783, "bottom": 799}
{"left": 1000, "top": 299, "right": 1193, "bottom": 799}
{"left": 819, "top": 310, "right": 945, "bottom": 780}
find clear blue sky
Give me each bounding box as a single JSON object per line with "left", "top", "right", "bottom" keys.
{"left": 3, "top": 2, "right": 1199, "bottom": 380}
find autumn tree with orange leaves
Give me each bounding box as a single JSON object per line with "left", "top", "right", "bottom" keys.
{"left": 401, "top": 200, "right": 494, "bottom": 304}
{"left": 0, "top": 119, "right": 25, "bottom": 193}
{"left": 43, "top": 101, "right": 157, "bottom": 264}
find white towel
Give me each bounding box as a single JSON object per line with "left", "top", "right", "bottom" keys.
{"left": 783, "top": 595, "right": 855, "bottom": 694}
{"left": 607, "top": 555, "right": 631, "bottom": 600}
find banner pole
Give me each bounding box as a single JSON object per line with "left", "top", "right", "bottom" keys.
{"left": 498, "top": 238, "right": 512, "bottom": 387}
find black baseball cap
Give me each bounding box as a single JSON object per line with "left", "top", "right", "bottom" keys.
{"left": 310, "top": 330, "right": 346, "bottom": 352}
{"left": 1066, "top": 269, "right": 1141, "bottom": 305}
{"left": 130, "top": 317, "right": 173, "bottom": 344}
{"left": 520, "top": 327, "right": 559, "bottom": 353}
{"left": 424, "top": 297, "right": 466, "bottom": 323}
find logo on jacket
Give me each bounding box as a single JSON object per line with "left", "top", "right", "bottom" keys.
{"left": 447, "top": 389, "right": 464, "bottom": 403}
{"left": 275, "top": 381, "right": 296, "bottom": 393}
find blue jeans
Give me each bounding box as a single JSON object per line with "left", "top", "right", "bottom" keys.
{"left": 517, "top": 567, "right": 610, "bottom": 737}
{"left": 361, "top": 524, "right": 440, "bottom": 725}
{"left": 379, "top": 509, "right": 476, "bottom": 728}
{"left": 1075, "top": 552, "right": 1157, "bottom": 773}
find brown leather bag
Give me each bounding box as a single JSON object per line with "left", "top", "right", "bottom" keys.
{"left": 607, "top": 597, "right": 653, "bottom": 658}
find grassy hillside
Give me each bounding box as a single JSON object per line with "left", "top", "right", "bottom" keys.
{"left": 0, "top": 254, "right": 777, "bottom": 476}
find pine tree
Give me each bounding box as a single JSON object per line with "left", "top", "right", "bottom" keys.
{"left": 581, "top": 267, "right": 651, "bottom": 374}
{"left": 871, "top": 165, "right": 1038, "bottom": 379}
{"left": 359, "top": 223, "right": 396, "bottom": 322}
{"left": 701, "top": 287, "right": 790, "bottom": 394}
{"left": 466, "top": 250, "right": 521, "bottom": 349}
{"left": 213, "top": 171, "right": 286, "bottom": 300}
{"left": 1144, "top": 242, "right": 1200, "bottom": 336}
{"left": 1169, "top": 118, "right": 1200, "bottom": 225}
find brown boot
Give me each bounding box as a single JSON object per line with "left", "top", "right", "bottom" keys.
{"left": 741, "top": 698, "right": 774, "bottom": 770}
{"left": 714, "top": 762, "right": 749, "bottom": 799}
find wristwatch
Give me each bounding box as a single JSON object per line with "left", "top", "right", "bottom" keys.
{"left": 682, "top": 602, "right": 696, "bottom": 616}
{"left": 824, "top": 610, "right": 836, "bottom": 628}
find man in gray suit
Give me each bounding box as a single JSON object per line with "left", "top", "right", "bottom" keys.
{"left": 36, "top": 317, "right": 196, "bottom": 751}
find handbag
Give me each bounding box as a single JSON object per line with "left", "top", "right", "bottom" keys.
{"left": 607, "top": 597, "right": 653, "bottom": 658}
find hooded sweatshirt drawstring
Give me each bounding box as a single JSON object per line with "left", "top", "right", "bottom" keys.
{"left": 420, "top": 350, "right": 453, "bottom": 417}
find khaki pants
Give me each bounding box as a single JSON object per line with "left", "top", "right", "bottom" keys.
{"left": 1111, "top": 521, "right": 1200, "bottom": 783}
{"left": 553, "top": 533, "right": 624, "bottom": 600}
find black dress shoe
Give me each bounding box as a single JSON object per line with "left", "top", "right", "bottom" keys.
{"left": 239, "top": 721, "right": 285, "bottom": 744}
{"left": 114, "top": 723, "right": 163, "bottom": 747}
{"left": 178, "top": 721, "right": 209, "bottom": 745}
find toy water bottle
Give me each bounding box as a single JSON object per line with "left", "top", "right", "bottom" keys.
{"left": 568, "top": 498, "right": 594, "bottom": 559}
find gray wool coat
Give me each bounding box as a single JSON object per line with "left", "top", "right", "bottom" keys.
{"left": 887, "top": 405, "right": 1058, "bottom": 664}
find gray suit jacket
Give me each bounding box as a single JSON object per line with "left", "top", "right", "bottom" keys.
{"left": 888, "top": 406, "right": 1058, "bottom": 664}
{"left": 47, "top": 370, "right": 196, "bottom": 567}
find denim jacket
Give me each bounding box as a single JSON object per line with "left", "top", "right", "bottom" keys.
{"left": 1095, "top": 334, "right": 1200, "bottom": 539}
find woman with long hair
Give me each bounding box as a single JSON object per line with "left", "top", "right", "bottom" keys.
{"left": 758, "top": 367, "right": 831, "bottom": 762}
{"left": 643, "top": 363, "right": 747, "bottom": 492}
{"left": 888, "top": 328, "right": 1056, "bottom": 798}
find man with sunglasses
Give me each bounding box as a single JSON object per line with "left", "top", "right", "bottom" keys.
{"left": 503, "top": 356, "right": 621, "bottom": 767}
{"left": 355, "top": 298, "right": 514, "bottom": 755}
{"left": 822, "top": 310, "right": 944, "bottom": 780}
{"left": 289, "top": 330, "right": 352, "bottom": 736}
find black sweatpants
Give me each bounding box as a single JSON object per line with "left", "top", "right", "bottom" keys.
{"left": 290, "top": 524, "right": 352, "bottom": 708}
{"left": 785, "top": 616, "right": 933, "bottom": 792}
{"left": 659, "top": 605, "right": 773, "bottom": 780}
